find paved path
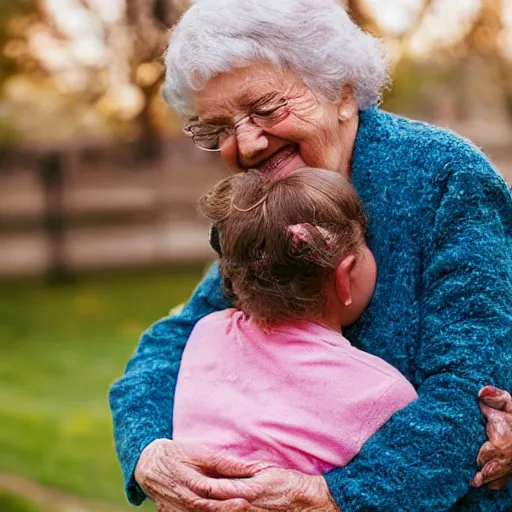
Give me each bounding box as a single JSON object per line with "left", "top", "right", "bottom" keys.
{"left": 0, "top": 472, "right": 133, "bottom": 512}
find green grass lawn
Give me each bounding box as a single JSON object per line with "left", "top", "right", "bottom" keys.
{"left": 0, "top": 266, "right": 205, "bottom": 509}
{"left": 0, "top": 490, "right": 46, "bottom": 512}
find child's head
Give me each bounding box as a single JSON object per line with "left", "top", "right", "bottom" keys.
{"left": 199, "top": 168, "right": 376, "bottom": 327}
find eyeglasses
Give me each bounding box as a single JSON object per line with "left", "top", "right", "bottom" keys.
{"left": 183, "top": 98, "right": 289, "bottom": 151}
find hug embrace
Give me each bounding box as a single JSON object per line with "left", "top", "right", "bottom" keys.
{"left": 109, "top": 0, "right": 512, "bottom": 511}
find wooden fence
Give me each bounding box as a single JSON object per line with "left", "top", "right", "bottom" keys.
{"left": 0, "top": 138, "right": 227, "bottom": 279}
{"left": 0, "top": 133, "right": 511, "bottom": 280}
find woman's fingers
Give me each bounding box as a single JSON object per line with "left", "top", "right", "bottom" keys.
{"left": 487, "top": 475, "right": 510, "bottom": 491}
{"left": 192, "top": 498, "right": 251, "bottom": 512}
{"left": 157, "top": 504, "right": 184, "bottom": 512}
{"left": 184, "top": 452, "right": 271, "bottom": 500}
{"left": 472, "top": 470, "right": 484, "bottom": 488}
{"left": 474, "top": 393, "right": 512, "bottom": 489}
{"left": 478, "top": 386, "right": 512, "bottom": 413}
{"left": 473, "top": 436, "right": 512, "bottom": 488}
{"left": 135, "top": 440, "right": 259, "bottom": 510}
{"left": 192, "top": 452, "right": 270, "bottom": 478}
{"left": 477, "top": 441, "right": 499, "bottom": 467}
{"left": 472, "top": 458, "right": 512, "bottom": 487}
{"left": 186, "top": 472, "right": 261, "bottom": 501}
{"left": 480, "top": 403, "right": 512, "bottom": 442}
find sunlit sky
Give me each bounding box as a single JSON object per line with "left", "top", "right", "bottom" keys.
{"left": 367, "top": 0, "right": 512, "bottom": 58}
{"left": 27, "top": 0, "right": 512, "bottom": 94}
{"left": 367, "top": 0, "right": 480, "bottom": 36}
{"left": 32, "top": 0, "right": 126, "bottom": 70}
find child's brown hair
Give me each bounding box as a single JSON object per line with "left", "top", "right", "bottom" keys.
{"left": 198, "top": 168, "right": 367, "bottom": 325}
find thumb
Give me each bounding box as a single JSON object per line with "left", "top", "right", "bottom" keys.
{"left": 478, "top": 386, "right": 512, "bottom": 413}
{"left": 192, "top": 452, "right": 269, "bottom": 478}
{"left": 190, "top": 473, "right": 261, "bottom": 501}
{"left": 183, "top": 462, "right": 262, "bottom": 502}
{"left": 479, "top": 404, "right": 510, "bottom": 442}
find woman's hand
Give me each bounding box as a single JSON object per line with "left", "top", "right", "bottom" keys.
{"left": 135, "top": 439, "right": 340, "bottom": 511}
{"left": 203, "top": 467, "right": 341, "bottom": 512}
{"left": 135, "top": 439, "right": 262, "bottom": 511}
{"left": 472, "top": 386, "right": 512, "bottom": 490}
{"left": 247, "top": 468, "right": 340, "bottom": 512}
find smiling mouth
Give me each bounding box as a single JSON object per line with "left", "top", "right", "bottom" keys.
{"left": 256, "top": 145, "right": 299, "bottom": 175}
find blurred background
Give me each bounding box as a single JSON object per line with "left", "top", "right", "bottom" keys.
{"left": 0, "top": 0, "right": 511, "bottom": 510}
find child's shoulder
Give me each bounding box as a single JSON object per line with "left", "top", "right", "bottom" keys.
{"left": 192, "top": 307, "right": 236, "bottom": 332}
{"left": 185, "top": 309, "right": 240, "bottom": 354}
{"left": 343, "top": 344, "right": 411, "bottom": 385}
{"left": 340, "top": 345, "right": 418, "bottom": 413}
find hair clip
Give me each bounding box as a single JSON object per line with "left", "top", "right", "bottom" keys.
{"left": 287, "top": 223, "right": 334, "bottom": 249}
{"left": 288, "top": 223, "right": 315, "bottom": 248}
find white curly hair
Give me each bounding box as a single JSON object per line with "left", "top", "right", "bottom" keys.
{"left": 163, "top": 0, "right": 389, "bottom": 115}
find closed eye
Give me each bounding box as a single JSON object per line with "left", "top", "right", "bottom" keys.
{"left": 253, "top": 100, "right": 288, "bottom": 117}
{"left": 254, "top": 106, "right": 281, "bottom": 116}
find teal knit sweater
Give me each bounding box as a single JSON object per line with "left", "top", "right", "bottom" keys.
{"left": 109, "top": 108, "right": 512, "bottom": 511}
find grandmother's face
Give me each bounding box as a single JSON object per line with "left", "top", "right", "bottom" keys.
{"left": 191, "top": 61, "right": 358, "bottom": 178}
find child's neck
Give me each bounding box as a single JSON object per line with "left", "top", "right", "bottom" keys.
{"left": 314, "top": 313, "right": 343, "bottom": 335}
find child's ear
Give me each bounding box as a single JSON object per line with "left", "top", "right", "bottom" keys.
{"left": 334, "top": 255, "right": 356, "bottom": 306}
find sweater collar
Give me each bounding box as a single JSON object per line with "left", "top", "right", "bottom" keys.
{"left": 352, "top": 108, "right": 383, "bottom": 173}
{"left": 350, "top": 107, "right": 390, "bottom": 199}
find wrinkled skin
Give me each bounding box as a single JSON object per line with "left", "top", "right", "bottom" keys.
{"left": 191, "top": 62, "right": 359, "bottom": 180}
{"left": 473, "top": 386, "right": 512, "bottom": 490}
{"left": 135, "top": 439, "right": 339, "bottom": 512}
{"left": 135, "top": 439, "right": 255, "bottom": 512}
{"left": 136, "top": 409, "right": 512, "bottom": 512}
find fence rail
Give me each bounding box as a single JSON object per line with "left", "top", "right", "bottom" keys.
{"left": 0, "top": 138, "right": 227, "bottom": 279}
{"left": 1, "top": 133, "right": 511, "bottom": 279}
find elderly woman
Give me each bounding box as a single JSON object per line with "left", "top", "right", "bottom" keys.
{"left": 109, "top": 0, "right": 512, "bottom": 510}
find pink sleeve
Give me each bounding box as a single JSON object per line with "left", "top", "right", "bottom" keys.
{"left": 356, "top": 379, "right": 418, "bottom": 451}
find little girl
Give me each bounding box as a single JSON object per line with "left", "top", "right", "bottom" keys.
{"left": 173, "top": 168, "right": 417, "bottom": 474}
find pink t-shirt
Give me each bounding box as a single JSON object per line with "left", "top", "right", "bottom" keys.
{"left": 173, "top": 308, "right": 418, "bottom": 475}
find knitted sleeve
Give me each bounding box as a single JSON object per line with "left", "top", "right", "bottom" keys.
{"left": 324, "top": 155, "right": 512, "bottom": 511}
{"left": 108, "top": 261, "right": 230, "bottom": 505}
